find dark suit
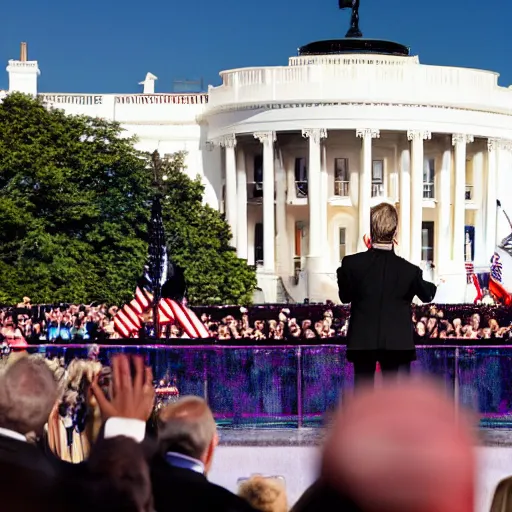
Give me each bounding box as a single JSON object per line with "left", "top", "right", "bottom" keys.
{"left": 150, "top": 455, "right": 257, "bottom": 512}
{"left": 337, "top": 247, "right": 436, "bottom": 385}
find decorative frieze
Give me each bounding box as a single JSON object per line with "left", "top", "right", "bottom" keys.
{"left": 452, "top": 134, "right": 474, "bottom": 146}
{"left": 407, "top": 130, "right": 432, "bottom": 142}
{"left": 254, "top": 131, "right": 276, "bottom": 144}
{"left": 356, "top": 128, "right": 380, "bottom": 139}
{"left": 301, "top": 128, "right": 328, "bottom": 144}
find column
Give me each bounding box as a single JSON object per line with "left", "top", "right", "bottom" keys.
{"left": 399, "top": 147, "right": 411, "bottom": 260}
{"left": 219, "top": 134, "right": 237, "bottom": 245}
{"left": 321, "top": 143, "right": 328, "bottom": 245}
{"left": 356, "top": 128, "right": 380, "bottom": 251}
{"left": 236, "top": 147, "right": 248, "bottom": 260}
{"left": 302, "top": 129, "right": 327, "bottom": 258}
{"left": 473, "top": 151, "right": 485, "bottom": 266}
{"left": 452, "top": 134, "right": 474, "bottom": 265}
{"left": 486, "top": 139, "right": 499, "bottom": 261}
{"left": 436, "top": 145, "right": 452, "bottom": 273}
{"left": 274, "top": 148, "right": 288, "bottom": 275}
{"left": 254, "top": 131, "right": 276, "bottom": 273}
{"left": 408, "top": 130, "right": 432, "bottom": 264}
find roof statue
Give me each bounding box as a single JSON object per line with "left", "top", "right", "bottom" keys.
{"left": 339, "top": 0, "right": 362, "bottom": 38}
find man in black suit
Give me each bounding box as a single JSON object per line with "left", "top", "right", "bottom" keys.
{"left": 151, "top": 396, "right": 256, "bottom": 512}
{"left": 337, "top": 203, "right": 437, "bottom": 387}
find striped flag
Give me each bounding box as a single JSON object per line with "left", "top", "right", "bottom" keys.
{"left": 464, "top": 262, "right": 474, "bottom": 284}
{"left": 113, "top": 280, "right": 154, "bottom": 338}
{"left": 491, "top": 252, "right": 503, "bottom": 283}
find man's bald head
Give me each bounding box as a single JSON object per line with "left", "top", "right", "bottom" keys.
{"left": 0, "top": 356, "right": 58, "bottom": 435}
{"left": 322, "top": 379, "right": 475, "bottom": 512}
{"left": 158, "top": 396, "right": 217, "bottom": 463}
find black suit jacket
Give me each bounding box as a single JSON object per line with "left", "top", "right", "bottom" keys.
{"left": 150, "top": 455, "right": 257, "bottom": 512}
{"left": 337, "top": 248, "right": 436, "bottom": 353}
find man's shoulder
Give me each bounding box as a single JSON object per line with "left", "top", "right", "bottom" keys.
{"left": 393, "top": 254, "right": 420, "bottom": 273}
{"left": 151, "top": 461, "right": 255, "bottom": 511}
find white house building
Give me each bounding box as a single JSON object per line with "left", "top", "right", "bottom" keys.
{"left": 4, "top": 42, "right": 512, "bottom": 304}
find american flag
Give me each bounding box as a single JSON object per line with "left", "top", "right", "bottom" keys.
{"left": 464, "top": 262, "right": 474, "bottom": 284}
{"left": 114, "top": 195, "right": 209, "bottom": 339}
{"left": 114, "top": 278, "right": 209, "bottom": 339}
{"left": 491, "top": 253, "right": 503, "bottom": 283}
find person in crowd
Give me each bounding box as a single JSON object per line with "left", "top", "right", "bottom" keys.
{"left": 292, "top": 378, "right": 475, "bottom": 512}
{"left": 0, "top": 356, "right": 62, "bottom": 509}
{"left": 336, "top": 203, "right": 437, "bottom": 387}
{"left": 150, "top": 395, "right": 257, "bottom": 512}
{"left": 238, "top": 475, "right": 288, "bottom": 512}
{"left": 87, "top": 436, "right": 154, "bottom": 512}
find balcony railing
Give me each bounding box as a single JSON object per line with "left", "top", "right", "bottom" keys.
{"left": 371, "top": 183, "right": 384, "bottom": 197}
{"left": 295, "top": 181, "right": 308, "bottom": 199}
{"left": 334, "top": 180, "right": 350, "bottom": 197}
{"left": 247, "top": 181, "right": 263, "bottom": 201}
{"left": 207, "top": 61, "right": 508, "bottom": 117}
{"left": 423, "top": 182, "right": 435, "bottom": 199}
{"left": 465, "top": 185, "right": 473, "bottom": 201}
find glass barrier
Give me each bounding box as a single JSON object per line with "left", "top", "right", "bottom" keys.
{"left": 27, "top": 344, "right": 512, "bottom": 428}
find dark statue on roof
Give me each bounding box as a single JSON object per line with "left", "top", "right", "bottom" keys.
{"left": 339, "top": 0, "right": 362, "bottom": 38}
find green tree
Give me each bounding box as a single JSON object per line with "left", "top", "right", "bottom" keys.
{"left": 0, "top": 92, "right": 152, "bottom": 304}
{"left": 0, "top": 93, "right": 256, "bottom": 305}
{"left": 151, "top": 151, "right": 257, "bottom": 305}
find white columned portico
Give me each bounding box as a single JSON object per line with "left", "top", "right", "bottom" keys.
{"left": 399, "top": 147, "right": 411, "bottom": 260}
{"left": 486, "top": 139, "right": 499, "bottom": 263}
{"left": 254, "top": 131, "right": 276, "bottom": 274}
{"left": 219, "top": 134, "right": 237, "bottom": 246}
{"left": 236, "top": 147, "right": 248, "bottom": 260}
{"left": 452, "top": 134, "right": 473, "bottom": 265}
{"left": 436, "top": 145, "right": 452, "bottom": 274}
{"left": 302, "top": 128, "right": 328, "bottom": 302}
{"left": 356, "top": 128, "right": 380, "bottom": 252}
{"left": 408, "top": 130, "right": 432, "bottom": 264}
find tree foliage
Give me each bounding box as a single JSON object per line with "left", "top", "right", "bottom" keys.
{"left": 0, "top": 93, "right": 256, "bottom": 305}
{"left": 151, "top": 151, "right": 257, "bottom": 305}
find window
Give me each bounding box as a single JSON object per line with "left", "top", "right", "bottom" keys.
{"left": 334, "top": 158, "right": 350, "bottom": 196}
{"left": 421, "top": 221, "right": 434, "bottom": 262}
{"left": 252, "top": 155, "right": 263, "bottom": 198}
{"left": 294, "top": 222, "right": 302, "bottom": 257}
{"left": 423, "top": 158, "right": 435, "bottom": 199}
{"left": 339, "top": 228, "right": 347, "bottom": 261}
{"left": 255, "top": 223, "right": 264, "bottom": 265}
{"left": 295, "top": 157, "right": 308, "bottom": 198}
{"left": 371, "top": 160, "right": 384, "bottom": 197}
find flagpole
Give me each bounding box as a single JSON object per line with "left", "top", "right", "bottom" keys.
{"left": 496, "top": 199, "right": 501, "bottom": 251}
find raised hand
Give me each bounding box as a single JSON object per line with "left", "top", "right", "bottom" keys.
{"left": 91, "top": 354, "right": 154, "bottom": 422}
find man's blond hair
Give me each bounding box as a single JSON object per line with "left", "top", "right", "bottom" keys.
{"left": 370, "top": 202, "right": 398, "bottom": 244}
{"left": 158, "top": 396, "right": 216, "bottom": 460}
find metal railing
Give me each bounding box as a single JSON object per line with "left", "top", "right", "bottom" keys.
{"left": 371, "top": 183, "right": 384, "bottom": 197}
{"left": 27, "top": 344, "right": 512, "bottom": 428}
{"left": 247, "top": 181, "right": 263, "bottom": 201}
{"left": 295, "top": 181, "right": 308, "bottom": 199}
{"left": 423, "top": 182, "right": 435, "bottom": 199}
{"left": 334, "top": 180, "right": 350, "bottom": 197}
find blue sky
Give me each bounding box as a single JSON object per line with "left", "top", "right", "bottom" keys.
{"left": 0, "top": 0, "right": 510, "bottom": 93}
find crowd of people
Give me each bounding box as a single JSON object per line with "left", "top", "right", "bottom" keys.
{"left": 1, "top": 298, "right": 512, "bottom": 344}
{"left": 0, "top": 350, "right": 493, "bottom": 512}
